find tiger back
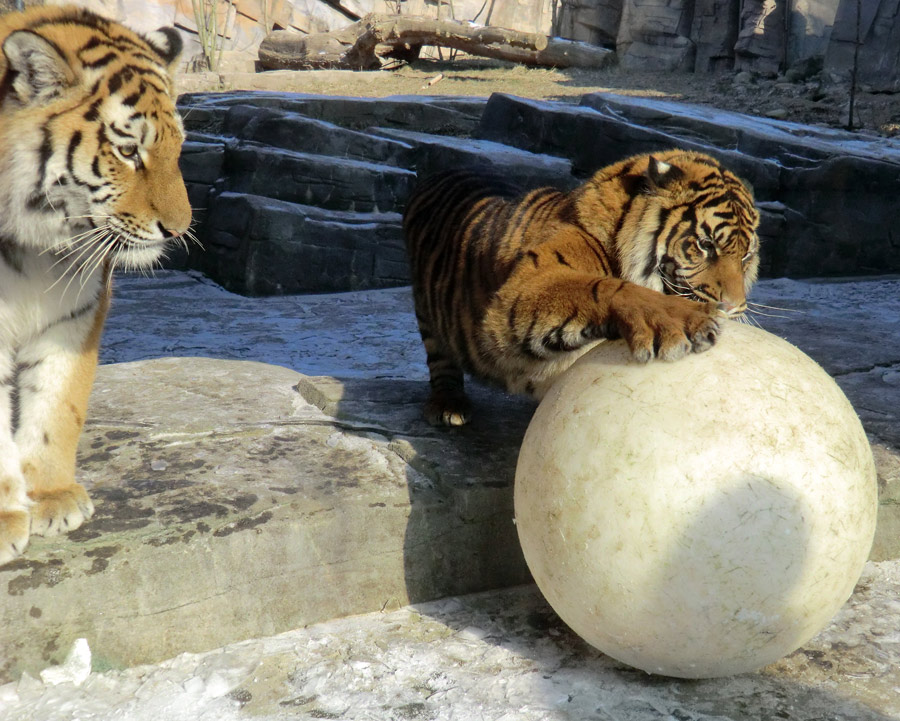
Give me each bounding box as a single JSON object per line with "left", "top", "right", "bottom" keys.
{"left": 0, "top": 6, "right": 191, "bottom": 565}
{"left": 404, "top": 150, "right": 760, "bottom": 426}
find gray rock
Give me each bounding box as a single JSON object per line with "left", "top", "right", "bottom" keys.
{"left": 369, "top": 127, "right": 576, "bottom": 189}
{"left": 199, "top": 192, "right": 407, "bottom": 295}
{"left": 476, "top": 93, "right": 783, "bottom": 196}
{"left": 617, "top": 0, "right": 697, "bottom": 73}
{"left": 826, "top": 0, "right": 900, "bottom": 92}
{"left": 219, "top": 105, "right": 415, "bottom": 167}
{"left": 221, "top": 142, "right": 416, "bottom": 214}
{"left": 0, "top": 358, "right": 534, "bottom": 682}
{"left": 692, "top": 0, "right": 741, "bottom": 72}
{"left": 178, "top": 138, "right": 226, "bottom": 184}
{"left": 179, "top": 92, "right": 487, "bottom": 135}
{"left": 556, "top": 0, "right": 624, "bottom": 47}
{"left": 171, "top": 90, "right": 900, "bottom": 293}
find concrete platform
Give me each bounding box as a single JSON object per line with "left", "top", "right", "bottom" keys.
{"left": 3, "top": 569, "right": 899, "bottom": 720}
{"left": 1, "top": 271, "right": 898, "bottom": 719}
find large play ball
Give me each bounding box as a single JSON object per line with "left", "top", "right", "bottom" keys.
{"left": 514, "top": 322, "right": 877, "bottom": 678}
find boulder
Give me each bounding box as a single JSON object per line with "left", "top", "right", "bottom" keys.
{"left": 173, "top": 90, "right": 900, "bottom": 292}
{"left": 825, "top": 0, "right": 900, "bottom": 92}
{"left": 179, "top": 92, "right": 487, "bottom": 136}
{"left": 221, "top": 142, "right": 415, "bottom": 213}
{"left": 616, "top": 0, "right": 696, "bottom": 71}
{"left": 692, "top": 0, "right": 740, "bottom": 72}
{"left": 369, "top": 127, "right": 576, "bottom": 188}
{"left": 556, "top": 0, "right": 624, "bottom": 47}
{"left": 199, "top": 192, "right": 407, "bottom": 295}
{"left": 0, "top": 358, "right": 534, "bottom": 683}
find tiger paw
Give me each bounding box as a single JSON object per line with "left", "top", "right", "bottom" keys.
{"left": 0, "top": 510, "right": 30, "bottom": 566}
{"left": 425, "top": 390, "right": 472, "bottom": 427}
{"left": 29, "top": 484, "right": 94, "bottom": 537}
{"left": 615, "top": 289, "right": 722, "bottom": 362}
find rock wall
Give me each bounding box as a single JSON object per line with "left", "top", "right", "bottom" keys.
{"left": 174, "top": 90, "right": 900, "bottom": 297}
{"left": 825, "top": 0, "right": 900, "bottom": 91}
{"left": 14, "top": 0, "right": 900, "bottom": 83}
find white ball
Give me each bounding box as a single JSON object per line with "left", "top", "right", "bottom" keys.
{"left": 514, "top": 322, "right": 877, "bottom": 678}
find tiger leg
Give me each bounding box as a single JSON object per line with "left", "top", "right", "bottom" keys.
{"left": 15, "top": 296, "right": 107, "bottom": 542}
{"left": 0, "top": 356, "right": 30, "bottom": 565}
{"left": 416, "top": 312, "right": 472, "bottom": 427}
{"left": 487, "top": 272, "right": 721, "bottom": 369}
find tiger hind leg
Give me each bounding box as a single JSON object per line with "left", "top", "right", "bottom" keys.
{"left": 425, "top": 367, "right": 471, "bottom": 427}
{"left": 418, "top": 320, "right": 472, "bottom": 427}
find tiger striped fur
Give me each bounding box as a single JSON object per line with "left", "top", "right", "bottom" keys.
{"left": 0, "top": 6, "right": 191, "bottom": 565}
{"left": 404, "top": 150, "right": 760, "bottom": 426}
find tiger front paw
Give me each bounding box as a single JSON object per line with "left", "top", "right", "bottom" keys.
{"left": 0, "top": 509, "right": 31, "bottom": 566}
{"left": 615, "top": 290, "right": 722, "bottom": 363}
{"left": 425, "top": 390, "right": 472, "bottom": 427}
{"left": 29, "top": 484, "right": 94, "bottom": 537}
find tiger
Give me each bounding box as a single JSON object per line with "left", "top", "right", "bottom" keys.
{"left": 403, "top": 149, "right": 760, "bottom": 426}
{"left": 0, "top": 6, "right": 191, "bottom": 565}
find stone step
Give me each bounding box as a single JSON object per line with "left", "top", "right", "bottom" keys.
{"left": 221, "top": 141, "right": 416, "bottom": 214}
{"left": 0, "top": 358, "right": 534, "bottom": 683}
{"left": 179, "top": 92, "right": 486, "bottom": 135}
{"left": 580, "top": 92, "right": 900, "bottom": 167}
{"left": 476, "top": 92, "right": 900, "bottom": 278}
{"left": 172, "top": 90, "right": 900, "bottom": 291}
{"left": 198, "top": 192, "right": 407, "bottom": 295}
{"left": 475, "top": 92, "right": 782, "bottom": 193}
{"left": 194, "top": 105, "right": 416, "bottom": 168}
{"left": 370, "top": 126, "right": 576, "bottom": 190}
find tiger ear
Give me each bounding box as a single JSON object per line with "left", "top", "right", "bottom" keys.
{"left": 2, "top": 30, "right": 74, "bottom": 105}
{"left": 145, "top": 27, "right": 183, "bottom": 76}
{"left": 646, "top": 156, "right": 685, "bottom": 189}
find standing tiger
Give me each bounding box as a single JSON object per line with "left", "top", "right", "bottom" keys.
{"left": 0, "top": 6, "right": 191, "bottom": 565}
{"left": 404, "top": 150, "right": 760, "bottom": 426}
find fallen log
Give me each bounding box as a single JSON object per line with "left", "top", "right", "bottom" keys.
{"left": 257, "top": 13, "right": 616, "bottom": 71}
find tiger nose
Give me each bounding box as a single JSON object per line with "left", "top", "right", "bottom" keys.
{"left": 717, "top": 299, "right": 744, "bottom": 317}
{"left": 157, "top": 222, "right": 181, "bottom": 239}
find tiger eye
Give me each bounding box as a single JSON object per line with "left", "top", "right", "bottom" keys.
{"left": 119, "top": 144, "right": 138, "bottom": 158}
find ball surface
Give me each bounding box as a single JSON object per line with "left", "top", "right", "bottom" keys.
{"left": 514, "top": 322, "right": 877, "bottom": 678}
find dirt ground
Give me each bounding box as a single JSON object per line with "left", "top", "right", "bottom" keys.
{"left": 180, "top": 54, "right": 900, "bottom": 138}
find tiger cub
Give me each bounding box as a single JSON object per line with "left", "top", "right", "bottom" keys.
{"left": 404, "top": 150, "right": 760, "bottom": 426}
{"left": 0, "top": 6, "right": 191, "bottom": 564}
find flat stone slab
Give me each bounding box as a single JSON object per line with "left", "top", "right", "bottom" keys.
{"left": 179, "top": 91, "right": 487, "bottom": 135}
{"left": 3, "top": 565, "right": 898, "bottom": 720}
{"left": 2, "top": 271, "right": 897, "bottom": 690}
{"left": 0, "top": 358, "right": 534, "bottom": 683}
{"left": 371, "top": 127, "right": 576, "bottom": 189}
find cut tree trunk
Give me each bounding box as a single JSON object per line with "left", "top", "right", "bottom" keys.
{"left": 257, "top": 13, "right": 616, "bottom": 71}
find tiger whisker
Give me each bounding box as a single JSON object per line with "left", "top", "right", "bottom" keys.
{"left": 745, "top": 307, "right": 794, "bottom": 320}
{"left": 80, "top": 236, "right": 118, "bottom": 291}
{"left": 48, "top": 228, "right": 109, "bottom": 270}
{"left": 659, "top": 271, "right": 694, "bottom": 298}
{"left": 79, "top": 233, "right": 115, "bottom": 279}
{"left": 68, "top": 235, "right": 116, "bottom": 301}
{"left": 747, "top": 301, "right": 804, "bottom": 315}
{"left": 40, "top": 225, "right": 107, "bottom": 256}
{"left": 45, "top": 234, "right": 108, "bottom": 294}
{"left": 55, "top": 230, "right": 114, "bottom": 298}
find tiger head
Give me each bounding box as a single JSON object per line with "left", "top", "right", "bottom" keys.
{"left": 0, "top": 7, "right": 191, "bottom": 270}
{"left": 618, "top": 150, "right": 760, "bottom": 318}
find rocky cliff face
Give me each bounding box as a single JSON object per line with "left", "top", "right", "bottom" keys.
{"left": 19, "top": 0, "right": 900, "bottom": 87}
